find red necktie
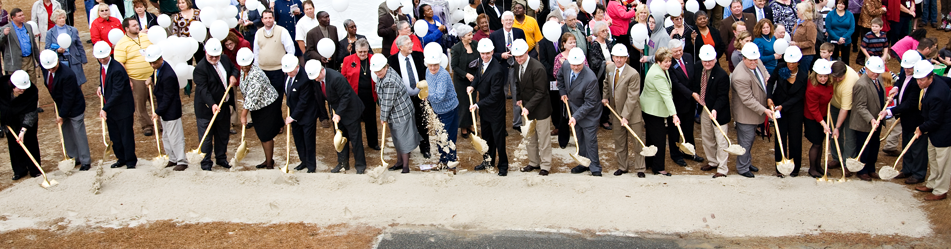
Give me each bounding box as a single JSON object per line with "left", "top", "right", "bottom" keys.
{"left": 47, "top": 72, "right": 53, "bottom": 91}
{"left": 679, "top": 59, "right": 688, "bottom": 78}
{"left": 101, "top": 67, "right": 106, "bottom": 104}
{"left": 321, "top": 81, "right": 327, "bottom": 97}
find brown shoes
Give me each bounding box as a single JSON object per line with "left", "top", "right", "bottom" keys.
{"left": 925, "top": 193, "right": 947, "bottom": 201}
{"left": 905, "top": 177, "right": 923, "bottom": 184}
{"left": 712, "top": 173, "right": 727, "bottom": 178}
{"left": 700, "top": 165, "right": 716, "bottom": 171}
{"left": 883, "top": 149, "right": 900, "bottom": 157}
{"left": 173, "top": 165, "right": 188, "bottom": 171}
{"left": 857, "top": 174, "right": 872, "bottom": 181}
{"left": 521, "top": 165, "right": 540, "bottom": 172}
{"left": 895, "top": 172, "right": 911, "bottom": 179}
{"left": 166, "top": 162, "right": 176, "bottom": 168}
{"left": 915, "top": 186, "right": 934, "bottom": 192}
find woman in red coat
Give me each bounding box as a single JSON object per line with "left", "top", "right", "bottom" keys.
{"left": 341, "top": 38, "right": 381, "bottom": 150}
{"left": 89, "top": 3, "right": 121, "bottom": 47}
{"left": 223, "top": 32, "right": 251, "bottom": 68}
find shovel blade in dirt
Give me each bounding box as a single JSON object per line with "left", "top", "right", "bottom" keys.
{"left": 40, "top": 179, "right": 58, "bottom": 188}
{"left": 640, "top": 145, "right": 658, "bottom": 157}
{"left": 520, "top": 120, "right": 536, "bottom": 137}
{"left": 724, "top": 144, "right": 746, "bottom": 155}
{"left": 677, "top": 142, "right": 696, "bottom": 155}
{"left": 571, "top": 153, "right": 591, "bottom": 167}
{"left": 470, "top": 135, "right": 488, "bottom": 154}
{"left": 878, "top": 166, "right": 900, "bottom": 180}
{"left": 845, "top": 158, "right": 864, "bottom": 172}
{"left": 776, "top": 159, "right": 795, "bottom": 175}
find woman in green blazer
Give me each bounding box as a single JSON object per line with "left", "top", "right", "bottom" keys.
{"left": 639, "top": 47, "right": 680, "bottom": 176}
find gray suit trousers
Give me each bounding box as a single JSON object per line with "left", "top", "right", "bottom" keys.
{"left": 62, "top": 113, "right": 91, "bottom": 165}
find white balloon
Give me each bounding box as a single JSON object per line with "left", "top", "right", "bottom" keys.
{"left": 256, "top": 3, "right": 266, "bottom": 13}
{"left": 245, "top": 0, "right": 259, "bottom": 11}
{"left": 189, "top": 21, "right": 207, "bottom": 41}
{"left": 147, "top": 26, "right": 168, "bottom": 44}
{"left": 686, "top": 0, "right": 700, "bottom": 13}
{"left": 317, "top": 38, "right": 336, "bottom": 58}
{"left": 222, "top": 5, "right": 238, "bottom": 20}
{"left": 703, "top": 0, "right": 716, "bottom": 9}
{"left": 649, "top": 0, "right": 667, "bottom": 18}
{"left": 666, "top": 0, "right": 682, "bottom": 16}
{"left": 225, "top": 17, "right": 239, "bottom": 28}
{"left": 108, "top": 28, "right": 123, "bottom": 45}
{"left": 195, "top": 0, "right": 208, "bottom": 9}
{"left": 528, "top": 0, "right": 540, "bottom": 9}
{"left": 630, "top": 23, "right": 649, "bottom": 44}
{"left": 664, "top": 16, "right": 673, "bottom": 28}
{"left": 543, "top": 22, "right": 562, "bottom": 43}
{"left": 199, "top": 8, "right": 218, "bottom": 24}
{"left": 157, "top": 14, "right": 171, "bottom": 28}
{"left": 773, "top": 39, "right": 789, "bottom": 55}
{"left": 185, "top": 37, "right": 200, "bottom": 57}
{"left": 56, "top": 33, "right": 72, "bottom": 49}
{"left": 413, "top": 20, "right": 430, "bottom": 38}
{"left": 716, "top": 0, "right": 731, "bottom": 7}
{"left": 440, "top": 53, "right": 449, "bottom": 68}
{"left": 557, "top": 0, "right": 571, "bottom": 7}
{"left": 332, "top": 0, "right": 349, "bottom": 12}
{"left": 174, "top": 63, "right": 194, "bottom": 88}
{"left": 451, "top": 10, "right": 464, "bottom": 23}
{"left": 632, "top": 39, "right": 645, "bottom": 50}
{"left": 915, "top": 0, "right": 922, "bottom": 3}
{"left": 386, "top": 0, "right": 401, "bottom": 10}
{"left": 784, "top": 34, "right": 792, "bottom": 42}
{"left": 25, "top": 21, "right": 37, "bottom": 33}
{"left": 402, "top": 0, "right": 414, "bottom": 15}
{"left": 582, "top": 0, "right": 597, "bottom": 13}
{"left": 210, "top": 20, "right": 230, "bottom": 40}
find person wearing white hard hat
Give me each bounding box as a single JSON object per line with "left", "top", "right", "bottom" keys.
{"left": 558, "top": 47, "right": 603, "bottom": 176}
{"left": 910, "top": 60, "right": 951, "bottom": 201}
{"left": 388, "top": 35, "right": 431, "bottom": 159}
{"left": 340, "top": 38, "right": 381, "bottom": 151}
{"left": 114, "top": 17, "right": 156, "bottom": 136}
{"left": 803, "top": 59, "right": 835, "bottom": 178}
{"left": 39, "top": 49, "right": 91, "bottom": 171}
{"left": 468, "top": 38, "right": 509, "bottom": 174}
{"left": 144, "top": 45, "right": 188, "bottom": 171}
{"left": 281, "top": 55, "right": 318, "bottom": 173}
{"left": 1, "top": 8, "right": 41, "bottom": 86}
{"left": 765, "top": 46, "right": 807, "bottom": 177}
{"left": 879, "top": 50, "right": 917, "bottom": 157}
{"left": 848, "top": 56, "right": 888, "bottom": 181}
{"left": 95, "top": 40, "right": 138, "bottom": 169}
{"left": 423, "top": 44, "right": 460, "bottom": 170}
{"left": 45, "top": 9, "right": 87, "bottom": 86}
{"left": 881, "top": 50, "right": 928, "bottom": 184}
{"left": 827, "top": 60, "right": 859, "bottom": 170}
{"left": 693, "top": 45, "right": 733, "bottom": 178}
{"left": 602, "top": 44, "right": 647, "bottom": 177}
{"left": 511, "top": 39, "right": 552, "bottom": 177}
{"left": 318, "top": 57, "right": 367, "bottom": 174}
{"left": 553, "top": 32, "right": 588, "bottom": 148}
{"left": 373, "top": 53, "right": 421, "bottom": 174}
{"left": 0, "top": 70, "right": 42, "bottom": 180}
{"left": 640, "top": 47, "right": 678, "bottom": 176}
{"left": 731, "top": 42, "right": 772, "bottom": 178}
{"left": 193, "top": 37, "right": 239, "bottom": 171}
{"left": 235, "top": 47, "right": 281, "bottom": 170}
{"left": 666, "top": 39, "right": 705, "bottom": 167}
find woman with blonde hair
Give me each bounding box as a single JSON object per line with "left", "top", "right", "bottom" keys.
{"left": 731, "top": 30, "right": 752, "bottom": 70}
{"left": 791, "top": 2, "right": 818, "bottom": 72}
{"left": 640, "top": 47, "right": 679, "bottom": 176}
{"left": 804, "top": 59, "right": 836, "bottom": 178}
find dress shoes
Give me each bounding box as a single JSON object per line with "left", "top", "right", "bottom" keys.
{"left": 689, "top": 155, "right": 705, "bottom": 162}
{"left": 883, "top": 149, "right": 900, "bottom": 157}
{"left": 591, "top": 172, "right": 602, "bottom": 177}
{"left": 601, "top": 123, "right": 612, "bottom": 130}
{"left": 713, "top": 173, "right": 727, "bottom": 178}
{"left": 474, "top": 161, "right": 491, "bottom": 170}
{"left": 905, "top": 177, "right": 923, "bottom": 184}
{"left": 653, "top": 171, "right": 672, "bottom": 176}
{"left": 369, "top": 145, "right": 381, "bottom": 151}
{"left": 173, "top": 165, "right": 188, "bottom": 171}
{"left": 749, "top": 166, "right": 760, "bottom": 172}
{"left": 570, "top": 165, "right": 589, "bottom": 174}
{"left": 11, "top": 174, "right": 25, "bottom": 180}
{"left": 255, "top": 162, "right": 268, "bottom": 169}
{"left": 330, "top": 164, "right": 348, "bottom": 173}
{"left": 30, "top": 173, "right": 42, "bottom": 178}
{"left": 110, "top": 162, "right": 125, "bottom": 168}
{"left": 740, "top": 172, "right": 755, "bottom": 178}
{"left": 356, "top": 168, "right": 365, "bottom": 174}
{"left": 294, "top": 164, "right": 307, "bottom": 171}
{"left": 636, "top": 172, "right": 646, "bottom": 178}
{"left": 166, "top": 162, "right": 176, "bottom": 168}
{"left": 869, "top": 172, "right": 880, "bottom": 179}
{"left": 498, "top": 170, "right": 507, "bottom": 176}
{"left": 307, "top": 169, "right": 317, "bottom": 173}
{"left": 539, "top": 169, "right": 549, "bottom": 176}
{"left": 895, "top": 172, "right": 911, "bottom": 179}
{"left": 915, "top": 186, "right": 934, "bottom": 192}
{"left": 388, "top": 164, "right": 404, "bottom": 171}
{"left": 673, "top": 159, "right": 687, "bottom": 166}
{"left": 700, "top": 165, "right": 716, "bottom": 171}
{"left": 216, "top": 161, "right": 232, "bottom": 169}
{"left": 201, "top": 166, "right": 212, "bottom": 171}
{"left": 925, "top": 193, "right": 947, "bottom": 201}
{"left": 421, "top": 151, "right": 431, "bottom": 159}
{"left": 79, "top": 164, "right": 91, "bottom": 171}
{"left": 857, "top": 174, "right": 872, "bottom": 181}
{"left": 521, "top": 165, "right": 540, "bottom": 172}
{"left": 144, "top": 129, "right": 153, "bottom": 136}
{"left": 613, "top": 169, "right": 627, "bottom": 176}
{"left": 126, "top": 164, "right": 136, "bottom": 169}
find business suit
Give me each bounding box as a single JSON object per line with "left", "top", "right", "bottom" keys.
{"left": 692, "top": 27, "right": 725, "bottom": 63}
{"left": 387, "top": 52, "right": 431, "bottom": 156}
{"left": 42, "top": 62, "right": 91, "bottom": 167}
{"left": 193, "top": 56, "right": 238, "bottom": 169}
{"left": 100, "top": 58, "right": 137, "bottom": 168}
{"left": 489, "top": 28, "right": 526, "bottom": 127}
{"left": 517, "top": 58, "right": 553, "bottom": 172}
{"left": 667, "top": 54, "right": 699, "bottom": 163}
{"left": 285, "top": 70, "right": 318, "bottom": 172}
{"left": 321, "top": 69, "right": 367, "bottom": 171}
{"left": 890, "top": 74, "right": 927, "bottom": 180}
{"left": 377, "top": 9, "right": 409, "bottom": 57}
{"left": 731, "top": 60, "right": 770, "bottom": 175}
{"left": 304, "top": 25, "right": 340, "bottom": 69}
{"left": 473, "top": 58, "right": 509, "bottom": 170}
{"left": 693, "top": 63, "right": 732, "bottom": 174}
{"left": 744, "top": 6, "right": 773, "bottom": 22}
{"left": 719, "top": 13, "right": 757, "bottom": 49}
{"left": 920, "top": 76, "right": 951, "bottom": 196}
{"left": 850, "top": 74, "right": 885, "bottom": 176}
{"left": 603, "top": 63, "right": 645, "bottom": 173}
{"left": 767, "top": 67, "right": 807, "bottom": 175}
{"left": 557, "top": 62, "right": 603, "bottom": 173}
{"left": 152, "top": 61, "right": 187, "bottom": 166}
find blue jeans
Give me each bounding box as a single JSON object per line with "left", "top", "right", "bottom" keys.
{"left": 799, "top": 55, "right": 815, "bottom": 75}
{"left": 85, "top": 0, "right": 96, "bottom": 21}
{"left": 924, "top": 0, "right": 939, "bottom": 24}
{"left": 436, "top": 107, "right": 459, "bottom": 163}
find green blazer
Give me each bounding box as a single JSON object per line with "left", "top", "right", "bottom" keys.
{"left": 640, "top": 64, "right": 677, "bottom": 117}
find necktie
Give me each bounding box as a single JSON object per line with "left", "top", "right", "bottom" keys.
{"left": 757, "top": 8, "right": 763, "bottom": 20}
{"left": 919, "top": 89, "right": 925, "bottom": 110}
{"left": 570, "top": 73, "right": 577, "bottom": 88}
{"left": 322, "top": 81, "right": 327, "bottom": 97}
{"left": 753, "top": 69, "right": 764, "bottom": 90}
{"left": 613, "top": 68, "right": 620, "bottom": 91}
{"left": 101, "top": 67, "right": 106, "bottom": 103}
{"left": 47, "top": 72, "right": 53, "bottom": 91}
{"left": 286, "top": 77, "right": 293, "bottom": 95}
{"left": 214, "top": 63, "right": 228, "bottom": 101}
{"left": 700, "top": 70, "right": 709, "bottom": 104}
{"left": 506, "top": 32, "right": 512, "bottom": 49}
{"left": 519, "top": 65, "right": 525, "bottom": 81}
{"left": 405, "top": 57, "right": 416, "bottom": 88}
{"left": 679, "top": 59, "right": 688, "bottom": 78}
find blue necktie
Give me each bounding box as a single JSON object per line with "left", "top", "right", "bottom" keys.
{"left": 405, "top": 57, "right": 416, "bottom": 88}
{"left": 570, "top": 73, "right": 577, "bottom": 88}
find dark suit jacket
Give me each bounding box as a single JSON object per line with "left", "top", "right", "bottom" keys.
{"left": 304, "top": 25, "right": 340, "bottom": 65}
{"left": 488, "top": 28, "right": 525, "bottom": 61}
{"left": 719, "top": 13, "right": 757, "bottom": 46}
{"left": 138, "top": 12, "right": 159, "bottom": 29}
{"left": 476, "top": 2, "right": 504, "bottom": 31}
{"left": 387, "top": 51, "right": 427, "bottom": 85}
{"left": 42, "top": 62, "right": 84, "bottom": 119}
{"left": 193, "top": 56, "right": 238, "bottom": 119}
{"left": 669, "top": 54, "right": 695, "bottom": 112}
{"left": 100, "top": 59, "right": 134, "bottom": 119}
{"left": 337, "top": 34, "right": 372, "bottom": 64}
{"left": 919, "top": 76, "right": 951, "bottom": 147}
{"left": 152, "top": 61, "right": 182, "bottom": 121}
{"left": 891, "top": 75, "right": 923, "bottom": 129}
{"left": 557, "top": 62, "right": 602, "bottom": 127}
{"left": 743, "top": 6, "right": 774, "bottom": 22}
{"left": 516, "top": 58, "right": 552, "bottom": 120}
{"left": 286, "top": 72, "right": 317, "bottom": 127}
{"left": 378, "top": 12, "right": 409, "bottom": 56}
{"left": 536, "top": 39, "right": 557, "bottom": 82}
{"left": 692, "top": 63, "right": 732, "bottom": 124}
{"left": 472, "top": 58, "right": 506, "bottom": 118}
{"left": 322, "top": 69, "right": 365, "bottom": 125}
{"left": 0, "top": 74, "right": 38, "bottom": 130}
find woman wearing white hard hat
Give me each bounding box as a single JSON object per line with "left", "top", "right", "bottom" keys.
{"left": 0, "top": 70, "right": 42, "bottom": 180}
{"left": 449, "top": 24, "right": 477, "bottom": 139}
{"left": 235, "top": 47, "right": 281, "bottom": 170}
{"left": 640, "top": 47, "right": 678, "bottom": 176}
{"left": 766, "top": 46, "right": 808, "bottom": 177}
{"left": 804, "top": 59, "right": 836, "bottom": 178}
{"left": 880, "top": 50, "right": 928, "bottom": 183}
{"left": 423, "top": 44, "right": 459, "bottom": 169}
{"left": 340, "top": 38, "right": 381, "bottom": 151}
{"left": 45, "top": 9, "right": 87, "bottom": 85}
{"left": 144, "top": 46, "right": 189, "bottom": 171}
{"left": 372, "top": 53, "right": 421, "bottom": 174}
{"left": 40, "top": 49, "right": 92, "bottom": 171}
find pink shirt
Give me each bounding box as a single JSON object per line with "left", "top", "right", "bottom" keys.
{"left": 607, "top": 1, "right": 637, "bottom": 35}
{"left": 891, "top": 36, "right": 919, "bottom": 60}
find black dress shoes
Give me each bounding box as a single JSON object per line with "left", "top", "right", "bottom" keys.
{"left": 31, "top": 173, "right": 42, "bottom": 178}
{"left": 673, "top": 159, "right": 687, "bottom": 166}
{"left": 614, "top": 169, "right": 627, "bottom": 176}
{"left": 126, "top": 164, "right": 136, "bottom": 169}
{"left": 294, "top": 164, "right": 307, "bottom": 171}
{"left": 370, "top": 145, "right": 381, "bottom": 151}
{"left": 306, "top": 169, "right": 316, "bottom": 173}
{"left": 79, "top": 164, "right": 91, "bottom": 171}
{"left": 690, "top": 155, "right": 705, "bottom": 162}
{"left": 713, "top": 173, "right": 727, "bottom": 178}
{"left": 570, "top": 166, "right": 589, "bottom": 174}
{"left": 388, "top": 164, "right": 403, "bottom": 171}
{"left": 749, "top": 166, "right": 760, "bottom": 172}
{"left": 11, "top": 174, "right": 25, "bottom": 180}
{"left": 591, "top": 172, "right": 602, "bottom": 177}
{"left": 474, "top": 161, "right": 491, "bottom": 170}
{"left": 356, "top": 168, "right": 365, "bottom": 174}
{"left": 110, "top": 162, "right": 125, "bottom": 168}
{"left": 498, "top": 170, "right": 507, "bottom": 176}
{"left": 216, "top": 161, "right": 232, "bottom": 169}
{"left": 636, "top": 172, "right": 646, "bottom": 178}
{"left": 521, "top": 165, "right": 540, "bottom": 172}
{"left": 740, "top": 172, "right": 755, "bottom": 178}
{"left": 330, "top": 164, "right": 347, "bottom": 173}
{"left": 539, "top": 169, "right": 549, "bottom": 176}
{"left": 421, "top": 151, "right": 431, "bottom": 159}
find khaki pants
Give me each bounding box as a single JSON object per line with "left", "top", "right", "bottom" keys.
{"left": 527, "top": 116, "right": 552, "bottom": 171}
{"left": 19, "top": 56, "right": 39, "bottom": 84}
{"left": 612, "top": 115, "right": 646, "bottom": 173}
{"left": 926, "top": 141, "right": 949, "bottom": 195}
{"left": 131, "top": 79, "right": 159, "bottom": 132}
{"left": 883, "top": 118, "right": 902, "bottom": 151}
{"left": 700, "top": 113, "right": 731, "bottom": 174}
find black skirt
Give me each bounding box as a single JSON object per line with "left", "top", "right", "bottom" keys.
{"left": 250, "top": 100, "right": 284, "bottom": 142}
{"left": 804, "top": 119, "right": 825, "bottom": 145}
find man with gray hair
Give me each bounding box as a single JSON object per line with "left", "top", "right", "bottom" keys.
{"left": 388, "top": 21, "right": 423, "bottom": 55}
{"left": 666, "top": 39, "right": 705, "bottom": 166}
{"left": 387, "top": 35, "right": 432, "bottom": 159}
{"left": 561, "top": 8, "right": 587, "bottom": 56}
{"left": 489, "top": 11, "right": 527, "bottom": 130}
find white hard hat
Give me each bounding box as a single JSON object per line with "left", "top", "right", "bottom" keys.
{"left": 143, "top": 45, "right": 163, "bottom": 63}
{"left": 281, "top": 54, "right": 299, "bottom": 73}
{"left": 93, "top": 41, "right": 111, "bottom": 59}
{"left": 865, "top": 56, "right": 886, "bottom": 74}
{"left": 610, "top": 44, "right": 628, "bottom": 57}
{"left": 10, "top": 70, "right": 30, "bottom": 90}
{"left": 369, "top": 53, "right": 388, "bottom": 72}
{"left": 510, "top": 39, "right": 529, "bottom": 56}
{"left": 741, "top": 43, "right": 760, "bottom": 60}
{"left": 567, "top": 47, "right": 585, "bottom": 65}
{"left": 901, "top": 51, "right": 921, "bottom": 68}
{"left": 783, "top": 46, "right": 802, "bottom": 63}
{"left": 813, "top": 59, "right": 832, "bottom": 75}
{"left": 424, "top": 50, "right": 441, "bottom": 65}
{"left": 698, "top": 45, "right": 716, "bottom": 61}
{"left": 913, "top": 60, "right": 935, "bottom": 79}
{"left": 236, "top": 47, "right": 254, "bottom": 66}
{"left": 205, "top": 38, "right": 223, "bottom": 56}
{"left": 304, "top": 59, "right": 322, "bottom": 80}
{"left": 39, "top": 50, "right": 59, "bottom": 69}
{"left": 477, "top": 38, "right": 495, "bottom": 53}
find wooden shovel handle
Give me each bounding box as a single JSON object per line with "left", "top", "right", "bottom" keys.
{"left": 194, "top": 85, "right": 234, "bottom": 151}
{"left": 147, "top": 86, "right": 163, "bottom": 156}
{"left": 564, "top": 101, "right": 581, "bottom": 154}
{"left": 856, "top": 97, "right": 894, "bottom": 159}
{"left": 768, "top": 104, "right": 787, "bottom": 160}
{"left": 468, "top": 92, "right": 478, "bottom": 137}
{"left": 7, "top": 126, "right": 50, "bottom": 182}
{"left": 880, "top": 117, "right": 900, "bottom": 141}
{"left": 603, "top": 102, "right": 647, "bottom": 147}
{"left": 892, "top": 133, "right": 919, "bottom": 171}
{"left": 702, "top": 105, "right": 732, "bottom": 145}
{"left": 54, "top": 107, "right": 70, "bottom": 160}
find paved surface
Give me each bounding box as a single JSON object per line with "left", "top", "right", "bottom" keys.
{"left": 376, "top": 227, "right": 682, "bottom": 249}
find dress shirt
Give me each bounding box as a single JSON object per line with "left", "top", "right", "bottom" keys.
{"left": 397, "top": 52, "right": 421, "bottom": 95}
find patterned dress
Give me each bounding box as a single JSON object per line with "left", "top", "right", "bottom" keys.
{"left": 239, "top": 65, "right": 283, "bottom": 142}
{"left": 770, "top": 0, "right": 798, "bottom": 34}
{"left": 170, "top": 9, "right": 201, "bottom": 37}
{"left": 377, "top": 68, "right": 421, "bottom": 154}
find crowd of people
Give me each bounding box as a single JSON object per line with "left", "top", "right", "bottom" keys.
{"left": 1, "top": 0, "right": 950, "bottom": 201}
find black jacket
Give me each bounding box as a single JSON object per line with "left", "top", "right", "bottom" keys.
{"left": 691, "top": 63, "right": 732, "bottom": 124}
{"left": 42, "top": 62, "right": 85, "bottom": 119}
{"left": 476, "top": 2, "right": 505, "bottom": 31}
{"left": 891, "top": 74, "right": 924, "bottom": 129}
{"left": 100, "top": 59, "right": 134, "bottom": 119}
{"left": 669, "top": 54, "right": 696, "bottom": 113}
{"left": 152, "top": 61, "right": 182, "bottom": 121}
{"left": 193, "top": 56, "right": 238, "bottom": 118}
{"left": 692, "top": 27, "right": 725, "bottom": 62}
{"left": 322, "top": 69, "right": 365, "bottom": 125}
{"left": 337, "top": 34, "right": 371, "bottom": 64}
{"left": 743, "top": 6, "right": 774, "bottom": 22}
{"left": 587, "top": 39, "right": 614, "bottom": 82}
{"left": 137, "top": 12, "right": 159, "bottom": 29}
{"left": 0, "top": 75, "right": 38, "bottom": 130}
{"left": 286, "top": 72, "right": 317, "bottom": 127}
{"left": 378, "top": 12, "right": 408, "bottom": 57}
{"left": 536, "top": 39, "right": 557, "bottom": 82}
{"left": 472, "top": 58, "right": 506, "bottom": 118}
{"left": 488, "top": 28, "right": 525, "bottom": 62}
{"left": 919, "top": 76, "right": 951, "bottom": 147}
{"left": 766, "top": 67, "right": 808, "bottom": 114}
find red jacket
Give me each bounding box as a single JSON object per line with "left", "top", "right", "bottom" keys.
{"left": 389, "top": 35, "right": 424, "bottom": 55}
{"left": 90, "top": 17, "right": 122, "bottom": 47}
{"left": 341, "top": 53, "right": 377, "bottom": 101}
{"left": 224, "top": 37, "right": 251, "bottom": 68}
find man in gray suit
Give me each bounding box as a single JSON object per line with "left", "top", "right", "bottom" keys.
{"left": 557, "top": 47, "right": 603, "bottom": 176}
{"left": 730, "top": 43, "right": 773, "bottom": 178}
{"left": 0, "top": 9, "right": 41, "bottom": 84}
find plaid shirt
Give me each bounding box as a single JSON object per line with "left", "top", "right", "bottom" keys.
{"left": 861, "top": 31, "right": 889, "bottom": 56}
{"left": 377, "top": 68, "right": 415, "bottom": 123}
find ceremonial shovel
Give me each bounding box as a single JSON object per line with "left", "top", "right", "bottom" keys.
{"left": 7, "top": 126, "right": 57, "bottom": 188}
{"left": 187, "top": 85, "right": 234, "bottom": 160}
{"left": 380, "top": 122, "right": 386, "bottom": 168}
{"left": 281, "top": 107, "right": 292, "bottom": 173}
{"left": 769, "top": 104, "right": 794, "bottom": 175}
{"left": 98, "top": 94, "right": 112, "bottom": 163}
{"left": 517, "top": 102, "right": 536, "bottom": 137}
{"left": 828, "top": 106, "right": 848, "bottom": 182}
{"left": 702, "top": 105, "right": 745, "bottom": 155}
{"left": 147, "top": 86, "right": 167, "bottom": 169}
{"left": 563, "top": 101, "right": 591, "bottom": 166}
{"left": 229, "top": 124, "right": 249, "bottom": 171}
{"left": 880, "top": 117, "right": 900, "bottom": 142}
{"left": 846, "top": 97, "right": 893, "bottom": 172}
{"left": 332, "top": 110, "right": 347, "bottom": 152}
{"left": 879, "top": 133, "right": 919, "bottom": 180}
{"left": 674, "top": 122, "right": 696, "bottom": 155}
{"left": 603, "top": 103, "right": 656, "bottom": 156}
{"left": 53, "top": 107, "right": 75, "bottom": 174}
{"left": 467, "top": 92, "right": 487, "bottom": 154}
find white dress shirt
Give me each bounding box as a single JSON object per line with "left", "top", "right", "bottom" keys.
{"left": 295, "top": 15, "right": 320, "bottom": 42}
{"left": 397, "top": 52, "right": 421, "bottom": 95}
